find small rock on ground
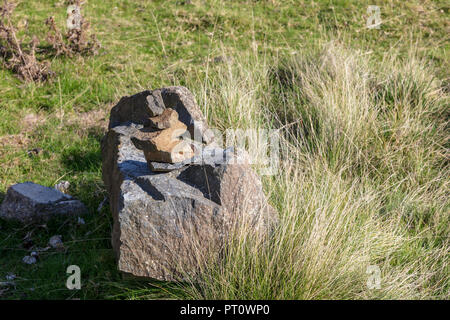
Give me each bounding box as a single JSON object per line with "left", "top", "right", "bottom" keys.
{"left": 22, "top": 256, "right": 37, "bottom": 265}
{"left": 48, "top": 235, "right": 63, "bottom": 249}
{"left": 54, "top": 180, "right": 70, "bottom": 194}
{"left": 0, "top": 182, "right": 87, "bottom": 223}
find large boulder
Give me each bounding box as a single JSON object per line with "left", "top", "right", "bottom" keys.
{"left": 102, "top": 87, "right": 277, "bottom": 281}
{"left": 0, "top": 182, "right": 87, "bottom": 223}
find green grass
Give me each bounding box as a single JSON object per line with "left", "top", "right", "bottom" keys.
{"left": 0, "top": 0, "right": 448, "bottom": 299}
{"left": 183, "top": 45, "right": 449, "bottom": 299}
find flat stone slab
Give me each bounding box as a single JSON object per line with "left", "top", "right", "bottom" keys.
{"left": 149, "top": 161, "right": 186, "bottom": 172}
{"left": 149, "top": 147, "right": 236, "bottom": 172}
{"left": 0, "top": 182, "right": 88, "bottom": 223}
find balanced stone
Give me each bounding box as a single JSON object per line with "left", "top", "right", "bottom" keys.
{"left": 108, "top": 86, "right": 215, "bottom": 144}
{"left": 149, "top": 161, "right": 186, "bottom": 172}
{"left": 131, "top": 117, "right": 194, "bottom": 164}
{"left": 145, "top": 108, "right": 179, "bottom": 130}
{"left": 148, "top": 146, "right": 235, "bottom": 172}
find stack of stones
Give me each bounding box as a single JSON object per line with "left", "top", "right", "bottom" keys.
{"left": 130, "top": 108, "right": 194, "bottom": 166}
{"left": 101, "top": 86, "right": 277, "bottom": 281}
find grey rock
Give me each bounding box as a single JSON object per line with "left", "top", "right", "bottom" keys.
{"left": 97, "top": 197, "right": 108, "bottom": 213}
{"left": 48, "top": 235, "right": 63, "bottom": 249}
{"left": 77, "top": 217, "right": 86, "bottom": 225}
{"left": 212, "top": 55, "right": 232, "bottom": 64}
{"left": 108, "top": 90, "right": 164, "bottom": 129}
{"left": 101, "top": 122, "right": 277, "bottom": 281}
{"left": 102, "top": 124, "right": 227, "bottom": 280}
{"left": 146, "top": 89, "right": 166, "bottom": 117}
{"left": 0, "top": 281, "right": 15, "bottom": 287}
{"left": 177, "top": 151, "right": 277, "bottom": 229}
{"left": 22, "top": 255, "right": 36, "bottom": 265}
{"left": 149, "top": 161, "right": 186, "bottom": 172}
{"left": 27, "top": 148, "right": 43, "bottom": 157}
{"left": 0, "top": 182, "right": 88, "bottom": 223}
{"left": 54, "top": 180, "right": 70, "bottom": 194}
{"left": 5, "top": 273, "right": 16, "bottom": 281}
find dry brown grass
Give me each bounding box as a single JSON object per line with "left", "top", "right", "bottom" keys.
{"left": 0, "top": 1, "right": 53, "bottom": 82}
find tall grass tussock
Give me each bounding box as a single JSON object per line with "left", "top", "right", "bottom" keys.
{"left": 180, "top": 42, "right": 449, "bottom": 300}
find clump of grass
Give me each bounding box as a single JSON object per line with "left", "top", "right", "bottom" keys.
{"left": 181, "top": 43, "right": 449, "bottom": 300}
{"left": 0, "top": 0, "right": 53, "bottom": 82}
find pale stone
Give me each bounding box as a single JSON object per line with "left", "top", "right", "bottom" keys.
{"left": 131, "top": 120, "right": 194, "bottom": 164}
{"left": 108, "top": 86, "right": 215, "bottom": 144}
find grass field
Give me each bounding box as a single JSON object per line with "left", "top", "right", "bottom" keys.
{"left": 0, "top": 0, "right": 448, "bottom": 299}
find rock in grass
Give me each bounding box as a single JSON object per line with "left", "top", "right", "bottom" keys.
{"left": 5, "top": 273, "right": 16, "bottom": 281}
{"left": 22, "top": 255, "right": 37, "bottom": 265}
{"left": 54, "top": 180, "right": 70, "bottom": 194}
{"left": 27, "top": 148, "right": 43, "bottom": 157}
{"left": 0, "top": 182, "right": 87, "bottom": 223}
{"left": 101, "top": 88, "right": 277, "bottom": 281}
{"left": 48, "top": 235, "right": 64, "bottom": 249}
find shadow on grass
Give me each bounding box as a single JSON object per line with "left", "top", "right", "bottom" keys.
{"left": 61, "top": 128, "right": 104, "bottom": 173}
{"left": 61, "top": 148, "right": 102, "bottom": 173}
{"left": 86, "top": 127, "right": 106, "bottom": 143}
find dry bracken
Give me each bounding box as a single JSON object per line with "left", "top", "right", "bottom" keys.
{"left": 0, "top": 0, "right": 53, "bottom": 82}
{"left": 45, "top": 1, "right": 100, "bottom": 57}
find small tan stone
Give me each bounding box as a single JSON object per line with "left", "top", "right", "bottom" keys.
{"left": 145, "top": 108, "right": 178, "bottom": 129}
{"left": 132, "top": 120, "right": 187, "bottom": 149}
{"left": 131, "top": 120, "right": 194, "bottom": 163}
{"left": 144, "top": 140, "right": 194, "bottom": 164}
